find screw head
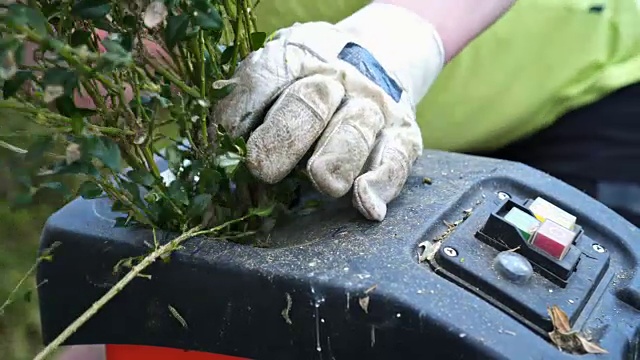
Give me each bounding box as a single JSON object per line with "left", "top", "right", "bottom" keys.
{"left": 443, "top": 247, "right": 458, "bottom": 257}
{"left": 497, "top": 191, "right": 511, "bottom": 200}
{"left": 592, "top": 243, "right": 606, "bottom": 253}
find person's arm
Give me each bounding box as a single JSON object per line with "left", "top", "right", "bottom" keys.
{"left": 375, "top": 0, "right": 517, "bottom": 62}
{"left": 335, "top": 0, "right": 516, "bottom": 108}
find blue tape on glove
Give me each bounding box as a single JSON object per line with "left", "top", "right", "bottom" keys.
{"left": 337, "top": 42, "right": 402, "bottom": 103}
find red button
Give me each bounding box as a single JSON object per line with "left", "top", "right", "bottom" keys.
{"left": 531, "top": 219, "right": 576, "bottom": 260}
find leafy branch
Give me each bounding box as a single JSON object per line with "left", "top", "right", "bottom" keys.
{"left": 0, "top": 0, "right": 300, "bottom": 238}
{"left": 0, "top": 1, "right": 309, "bottom": 357}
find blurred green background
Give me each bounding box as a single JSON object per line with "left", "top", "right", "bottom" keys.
{"left": 0, "top": 202, "right": 52, "bottom": 360}
{"left": 0, "top": 111, "right": 68, "bottom": 360}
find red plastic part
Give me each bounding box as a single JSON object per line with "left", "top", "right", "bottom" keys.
{"left": 105, "top": 344, "right": 250, "bottom": 360}
{"left": 531, "top": 219, "right": 576, "bottom": 260}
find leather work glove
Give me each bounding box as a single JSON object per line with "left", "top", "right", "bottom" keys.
{"left": 211, "top": 3, "right": 445, "bottom": 221}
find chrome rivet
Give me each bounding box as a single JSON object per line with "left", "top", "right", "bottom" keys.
{"left": 592, "top": 243, "right": 606, "bottom": 253}
{"left": 497, "top": 191, "right": 511, "bottom": 200}
{"left": 443, "top": 247, "right": 458, "bottom": 257}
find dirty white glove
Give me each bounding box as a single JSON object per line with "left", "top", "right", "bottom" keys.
{"left": 211, "top": 3, "right": 445, "bottom": 221}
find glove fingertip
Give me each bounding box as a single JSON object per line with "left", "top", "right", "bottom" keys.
{"left": 245, "top": 138, "right": 289, "bottom": 184}
{"left": 352, "top": 174, "right": 387, "bottom": 221}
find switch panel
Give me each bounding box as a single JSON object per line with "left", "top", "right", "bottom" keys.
{"left": 475, "top": 198, "right": 584, "bottom": 286}
{"left": 425, "top": 194, "right": 611, "bottom": 335}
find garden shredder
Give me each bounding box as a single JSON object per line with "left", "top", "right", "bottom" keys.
{"left": 35, "top": 150, "right": 640, "bottom": 359}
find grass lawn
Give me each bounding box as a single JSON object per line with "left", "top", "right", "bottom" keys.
{"left": 0, "top": 109, "right": 64, "bottom": 360}
{"left": 0, "top": 201, "right": 55, "bottom": 360}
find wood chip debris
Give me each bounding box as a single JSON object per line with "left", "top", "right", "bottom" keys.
{"left": 281, "top": 292, "right": 293, "bottom": 325}
{"left": 418, "top": 209, "right": 473, "bottom": 262}
{"left": 418, "top": 240, "right": 442, "bottom": 262}
{"left": 548, "top": 305, "right": 607, "bottom": 354}
{"left": 168, "top": 304, "right": 188, "bottom": 329}
{"left": 359, "top": 284, "right": 378, "bottom": 314}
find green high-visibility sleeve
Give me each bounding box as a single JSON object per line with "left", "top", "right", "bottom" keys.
{"left": 255, "top": 0, "right": 640, "bottom": 152}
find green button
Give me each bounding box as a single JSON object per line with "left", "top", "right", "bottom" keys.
{"left": 504, "top": 207, "right": 541, "bottom": 241}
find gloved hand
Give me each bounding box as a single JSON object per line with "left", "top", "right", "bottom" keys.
{"left": 211, "top": 2, "right": 445, "bottom": 221}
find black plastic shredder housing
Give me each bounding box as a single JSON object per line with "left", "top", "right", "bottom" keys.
{"left": 36, "top": 150, "right": 640, "bottom": 359}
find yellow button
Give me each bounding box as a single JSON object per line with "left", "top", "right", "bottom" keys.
{"left": 528, "top": 197, "right": 577, "bottom": 230}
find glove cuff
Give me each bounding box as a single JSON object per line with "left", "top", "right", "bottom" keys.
{"left": 336, "top": 2, "right": 445, "bottom": 108}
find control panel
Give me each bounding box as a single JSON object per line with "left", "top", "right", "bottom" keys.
{"left": 422, "top": 193, "right": 611, "bottom": 336}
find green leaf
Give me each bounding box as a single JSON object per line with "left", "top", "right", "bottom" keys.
{"left": 71, "top": 0, "right": 112, "bottom": 20}
{"left": 95, "top": 138, "right": 122, "bottom": 170}
{"left": 96, "top": 52, "right": 132, "bottom": 72}
{"left": 92, "top": 17, "right": 116, "bottom": 32}
{"left": 197, "top": 168, "right": 221, "bottom": 194}
{"left": 0, "top": 38, "right": 20, "bottom": 52}
{"left": 216, "top": 152, "right": 243, "bottom": 175}
{"left": 43, "top": 68, "right": 78, "bottom": 97}
{"left": 122, "top": 14, "right": 139, "bottom": 31}
{"left": 164, "top": 14, "right": 190, "bottom": 49}
{"left": 78, "top": 181, "right": 103, "bottom": 199}
{"left": 164, "top": 0, "right": 180, "bottom": 10}
{"left": 13, "top": 42, "right": 25, "bottom": 66}
{"left": 250, "top": 32, "right": 267, "bottom": 50}
{"left": 127, "top": 169, "right": 156, "bottom": 187}
{"left": 111, "top": 199, "right": 128, "bottom": 212}
{"left": 192, "top": 0, "right": 213, "bottom": 12}
{"left": 25, "top": 135, "right": 54, "bottom": 162}
{"left": 52, "top": 160, "right": 99, "bottom": 176}
{"left": 2, "top": 70, "right": 33, "bottom": 98}
{"left": 234, "top": 137, "right": 247, "bottom": 156}
{"left": 121, "top": 181, "right": 143, "bottom": 206}
{"left": 41, "top": 2, "right": 62, "bottom": 18}
{"left": 84, "top": 136, "right": 122, "bottom": 171}
{"left": 148, "top": 93, "right": 172, "bottom": 108}
{"left": 95, "top": 35, "right": 133, "bottom": 70}
{"left": 114, "top": 216, "right": 130, "bottom": 227}
{"left": 187, "top": 193, "right": 211, "bottom": 218}
{"left": 54, "top": 96, "right": 78, "bottom": 117}
{"left": 168, "top": 180, "right": 189, "bottom": 206}
{"left": 55, "top": 95, "right": 97, "bottom": 118}
{"left": 250, "top": 204, "right": 275, "bottom": 217}
{"left": 220, "top": 45, "right": 234, "bottom": 64}
{"left": 211, "top": 83, "right": 235, "bottom": 100}
{"left": 165, "top": 144, "right": 183, "bottom": 172}
{"left": 69, "top": 30, "right": 94, "bottom": 47}
{"left": 193, "top": 9, "right": 222, "bottom": 31}
{"left": 101, "top": 36, "right": 128, "bottom": 54}
{"left": 39, "top": 182, "right": 66, "bottom": 192}
{"left": 7, "top": 4, "right": 48, "bottom": 36}
{"left": 119, "top": 32, "right": 135, "bottom": 52}
{"left": 72, "top": 116, "right": 86, "bottom": 135}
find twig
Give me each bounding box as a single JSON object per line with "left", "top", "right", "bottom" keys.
{"left": 0, "top": 140, "right": 27, "bottom": 154}
{"left": 0, "top": 264, "right": 38, "bottom": 317}
{"left": 0, "top": 242, "right": 60, "bottom": 316}
{"left": 144, "top": 57, "right": 202, "bottom": 98}
{"left": 32, "top": 216, "right": 249, "bottom": 360}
